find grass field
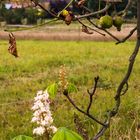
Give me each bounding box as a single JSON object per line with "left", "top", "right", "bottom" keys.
{"left": 0, "top": 40, "right": 140, "bottom": 140}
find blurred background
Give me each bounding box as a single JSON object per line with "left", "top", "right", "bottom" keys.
{"left": 0, "top": 0, "right": 137, "bottom": 25}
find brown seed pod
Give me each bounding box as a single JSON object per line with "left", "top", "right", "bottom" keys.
{"left": 65, "top": 14, "right": 73, "bottom": 25}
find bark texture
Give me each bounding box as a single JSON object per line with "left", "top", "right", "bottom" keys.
{"left": 137, "top": 0, "right": 140, "bottom": 39}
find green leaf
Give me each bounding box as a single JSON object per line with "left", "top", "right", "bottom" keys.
{"left": 12, "top": 135, "right": 34, "bottom": 140}
{"left": 52, "top": 127, "right": 83, "bottom": 140}
{"left": 67, "top": 83, "right": 78, "bottom": 93}
{"left": 47, "top": 83, "right": 58, "bottom": 99}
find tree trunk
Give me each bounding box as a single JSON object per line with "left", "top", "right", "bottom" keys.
{"left": 137, "top": 0, "right": 140, "bottom": 39}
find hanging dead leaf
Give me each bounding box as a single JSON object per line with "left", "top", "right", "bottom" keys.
{"left": 82, "top": 25, "right": 93, "bottom": 34}
{"left": 8, "top": 33, "right": 18, "bottom": 57}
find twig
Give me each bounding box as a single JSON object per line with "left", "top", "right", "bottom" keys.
{"left": 4, "top": 18, "right": 58, "bottom": 32}
{"left": 88, "top": 19, "right": 121, "bottom": 42}
{"left": 117, "top": 0, "right": 132, "bottom": 17}
{"left": 87, "top": 76, "right": 99, "bottom": 114}
{"left": 64, "top": 93, "right": 106, "bottom": 126}
{"left": 75, "top": 3, "right": 111, "bottom": 19}
{"left": 57, "top": 0, "right": 74, "bottom": 17}
{"left": 31, "top": 0, "right": 57, "bottom": 17}
{"left": 116, "top": 26, "right": 137, "bottom": 44}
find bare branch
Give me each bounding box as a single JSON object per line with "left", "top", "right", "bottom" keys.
{"left": 117, "top": 0, "right": 132, "bottom": 17}
{"left": 87, "top": 76, "right": 99, "bottom": 114}
{"left": 31, "top": 0, "right": 57, "bottom": 17}
{"left": 115, "top": 40, "right": 140, "bottom": 100}
{"left": 87, "top": 19, "right": 121, "bottom": 42}
{"left": 116, "top": 26, "right": 137, "bottom": 44}
{"left": 92, "top": 2, "right": 140, "bottom": 138}
{"left": 92, "top": 120, "right": 109, "bottom": 140}
{"left": 75, "top": 3, "right": 111, "bottom": 19}
{"left": 93, "top": 39, "right": 140, "bottom": 140}
{"left": 5, "top": 19, "right": 58, "bottom": 32}
{"left": 64, "top": 93, "right": 106, "bottom": 126}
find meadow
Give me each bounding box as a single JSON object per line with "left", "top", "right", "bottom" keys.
{"left": 0, "top": 40, "right": 140, "bottom": 140}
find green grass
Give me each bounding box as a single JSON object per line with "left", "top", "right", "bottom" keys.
{"left": 0, "top": 40, "right": 140, "bottom": 140}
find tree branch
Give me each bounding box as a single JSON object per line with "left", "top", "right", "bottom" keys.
{"left": 117, "top": 0, "right": 132, "bottom": 17}
{"left": 75, "top": 3, "right": 111, "bottom": 19}
{"left": 120, "top": 82, "right": 128, "bottom": 96}
{"left": 92, "top": 120, "right": 109, "bottom": 140}
{"left": 92, "top": 1, "right": 140, "bottom": 139}
{"left": 87, "top": 18, "right": 121, "bottom": 42}
{"left": 115, "top": 40, "right": 140, "bottom": 100}
{"left": 31, "top": 0, "right": 57, "bottom": 17}
{"left": 116, "top": 26, "right": 137, "bottom": 44}
{"left": 87, "top": 76, "right": 99, "bottom": 114}
{"left": 92, "top": 37, "right": 140, "bottom": 140}
{"left": 64, "top": 93, "right": 106, "bottom": 126}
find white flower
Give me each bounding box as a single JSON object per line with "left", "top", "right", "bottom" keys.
{"left": 31, "top": 90, "right": 57, "bottom": 136}
{"left": 33, "top": 126, "right": 45, "bottom": 135}
{"left": 37, "top": 90, "right": 43, "bottom": 96}
{"left": 31, "top": 117, "right": 39, "bottom": 123}
{"left": 49, "top": 126, "right": 58, "bottom": 133}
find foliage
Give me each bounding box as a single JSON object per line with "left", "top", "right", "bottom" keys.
{"left": 0, "top": 0, "right": 137, "bottom": 24}
{"left": 0, "top": 4, "right": 44, "bottom": 24}
{"left": 52, "top": 127, "right": 83, "bottom": 140}
{"left": 24, "top": 8, "right": 38, "bottom": 24}
{"left": 0, "top": 5, "right": 26, "bottom": 24}
{"left": 47, "top": 83, "right": 58, "bottom": 99}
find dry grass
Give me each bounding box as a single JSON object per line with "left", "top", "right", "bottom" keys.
{"left": 0, "top": 23, "right": 136, "bottom": 41}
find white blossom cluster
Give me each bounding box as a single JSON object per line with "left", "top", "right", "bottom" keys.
{"left": 31, "top": 90, "right": 57, "bottom": 136}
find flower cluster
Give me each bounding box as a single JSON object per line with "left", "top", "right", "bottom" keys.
{"left": 59, "top": 65, "right": 68, "bottom": 93}
{"left": 31, "top": 90, "right": 57, "bottom": 136}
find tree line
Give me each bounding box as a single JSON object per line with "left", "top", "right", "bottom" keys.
{"left": 0, "top": 0, "right": 137, "bottom": 24}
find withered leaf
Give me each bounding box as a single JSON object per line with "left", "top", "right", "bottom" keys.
{"left": 8, "top": 33, "right": 18, "bottom": 57}
{"left": 82, "top": 25, "right": 93, "bottom": 34}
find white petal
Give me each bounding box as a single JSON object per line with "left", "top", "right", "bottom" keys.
{"left": 33, "top": 126, "right": 45, "bottom": 135}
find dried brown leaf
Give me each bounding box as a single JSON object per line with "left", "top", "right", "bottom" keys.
{"left": 8, "top": 33, "right": 18, "bottom": 57}
{"left": 82, "top": 25, "right": 93, "bottom": 34}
